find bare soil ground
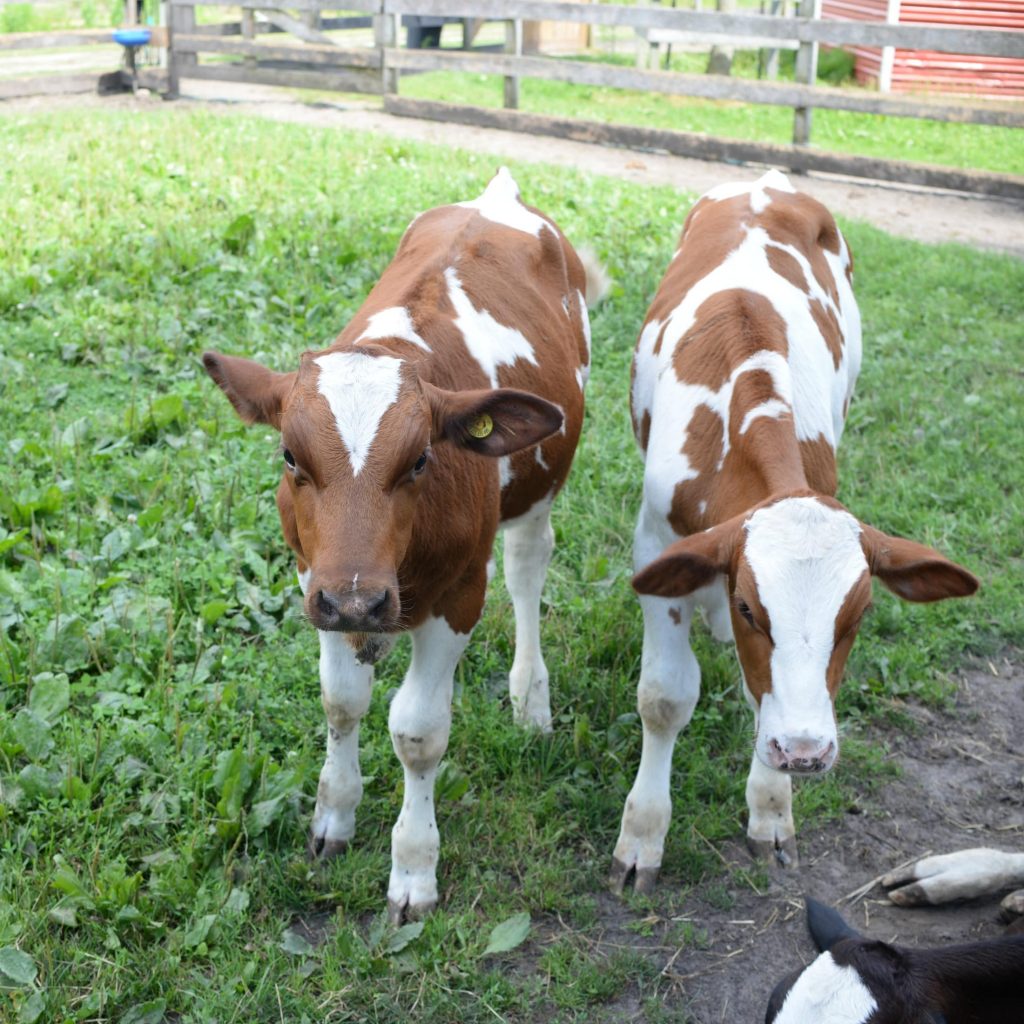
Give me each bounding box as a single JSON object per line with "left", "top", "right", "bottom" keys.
{"left": 584, "top": 658, "right": 1024, "bottom": 1023}
{"left": 3, "top": 84, "right": 1023, "bottom": 259}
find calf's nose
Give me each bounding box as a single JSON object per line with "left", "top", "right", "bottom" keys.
{"left": 313, "top": 587, "right": 392, "bottom": 632}
{"left": 767, "top": 737, "right": 836, "bottom": 774}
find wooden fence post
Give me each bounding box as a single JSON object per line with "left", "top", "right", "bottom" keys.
{"left": 792, "top": 0, "right": 820, "bottom": 144}
{"left": 504, "top": 19, "right": 522, "bottom": 109}
{"left": 242, "top": 6, "right": 256, "bottom": 69}
{"left": 376, "top": 1, "right": 399, "bottom": 95}
{"left": 167, "top": 1, "right": 196, "bottom": 99}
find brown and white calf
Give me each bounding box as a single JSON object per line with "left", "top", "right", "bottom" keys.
{"left": 611, "top": 171, "right": 978, "bottom": 891}
{"left": 203, "top": 168, "right": 600, "bottom": 921}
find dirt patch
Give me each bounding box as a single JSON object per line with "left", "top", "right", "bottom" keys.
{"left": 3, "top": 86, "right": 1023, "bottom": 259}
{"left": 584, "top": 657, "right": 1024, "bottom": 1022}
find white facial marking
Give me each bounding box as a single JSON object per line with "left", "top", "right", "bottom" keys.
{"left": 445, "top": 268, "right": 538, "bottom": 388}
{"left": 744, "top": 498, "right": 867, "bottom": 763}
{"left": 705, "top": 169, "right": 796, "bottom": 215}
{"left": 575, "top": 367, "right": 585, "bottom": 392}
{"left": 351, "top": 572, "right": 359, "bottom": 593}
{"left": 356, "top": 306, "right": 430, "bottom": 352}
{"left": 457, "top": 166, "right": 549, "bottom": 237}
{"left": 298, "top": 568, "right": 312, "bottom": 596}
{"left": 774, "top": 952, "right": 877, "bottom": 1024}
{"left": 314, "top": 351, "right": 403, "bottom": 477}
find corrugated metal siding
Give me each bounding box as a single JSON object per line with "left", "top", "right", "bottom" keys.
{"left": 821, "top": 0, "right": 1024, "bottom": 98}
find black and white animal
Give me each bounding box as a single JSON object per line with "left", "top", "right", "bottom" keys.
{"left": 766, "top": 896, "right": 1024, "bottom": 1024}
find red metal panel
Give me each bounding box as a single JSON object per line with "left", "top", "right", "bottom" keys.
{"left": 822, "top": 0, "right": 1024, "bottom": 98}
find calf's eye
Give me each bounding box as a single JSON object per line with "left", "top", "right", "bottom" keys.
{"left": 283, "top": 448, "right": 296, "bottom": 471}
{"left": 412, "top": 450, "right": 429, "bottom": 476}
{"left": 736, "top": 599, "right": 755, "bottom": 627}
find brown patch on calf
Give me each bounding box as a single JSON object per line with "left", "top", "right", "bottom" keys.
{"left": 729, "top": 556, "right": 775, "bottom": 706}
{"left": 766, "top": 245, "right": 809, "bottom": 293}
{"left": 644, "top": 198, "right": 748, "bottom": 335}
{"left": 826, "top": 574, "right": 872, "bottom": 696}
{"left": 798, "top": 435, "right": 839, "bottom": 496}
{"left": 674, "top": 289, "right": 789, "bottom": 391}
{"left": 809, "top": 298, "right": 844, "bottom": 370}
{"left": 669, "top": 405, "right": 724, "bottom": 535}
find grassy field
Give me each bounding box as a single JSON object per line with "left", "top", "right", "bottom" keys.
{"left": 0, "top": 107, "right": 1021, "bottom": 1023}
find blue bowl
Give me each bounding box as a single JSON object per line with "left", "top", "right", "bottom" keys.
{"left": 113, "top": 28, "right": 152, "bottom": 47}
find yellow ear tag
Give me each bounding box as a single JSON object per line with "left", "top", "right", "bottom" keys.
{"left": 469, "top": 413, "right": 494, "bottom": 439}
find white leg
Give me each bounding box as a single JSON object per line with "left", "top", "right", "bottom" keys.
{"left": 745, "top": 749, "right": 797, "bottom": 867}
{"left": 387, "top": 615, "right": 470, "bottom": 923}
{"left": 503, "top": 501, "right": 555, "bottom": 731}
{"left": 308, "top": 630, "right": 374, "bottom": 858}
{"left": 611, "top": 591, "right": 700, "bottom": 893}
{"left": 698, "top": 578, "right": 735, "bottom": 643}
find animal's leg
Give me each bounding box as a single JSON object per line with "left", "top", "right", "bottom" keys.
{"left": 307, "top": 630, "right": 374, "bottom": 858}
{"left": 746, "top": 750, "right": 798, "bottom": 868}
{"left": 503, "top": 500, "right": 555, "bottom": 731}
{"left": 296, "top": 560, "right": 375, "bottom": 860}
{"left": 882, "top": 849, "right": 1024, "bottom": 906}
{"left": 698, "top": 578, "right": 734, "bottom": 643}
{"left": 387, "top": 614, "right": 471, "bottom": 924}
{"left": 610, "top": 592, "right": 699, "bottom": 894}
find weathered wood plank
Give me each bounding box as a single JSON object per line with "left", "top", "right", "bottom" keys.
{"left": 0, "top": 27, "right": 165, "bottom": 49}
{"left": 174, "top": 0, "right": 381, "bottom": 12}
{"left": 383, "top": 96, "right": 1024, "bottom": 201}
{"left": 0, "top": 73, "right": 102, "bottom": 98}
{"left": 256, "top": 8, "right": 338, "bottom": 45}
{"left": 175, "top": 35, "right": 381, "bottom": 68}
{"left": 383, "top": 48, "right": 1024, "bottom": 127}
{"left": 185, "top": 61, "right": 382, "bottom": 94}
{"left": 189, "top": 16, "right": 373, "bottom": 37}
{"left": 379, "top": 0, "right": 1024, "bottom": 58}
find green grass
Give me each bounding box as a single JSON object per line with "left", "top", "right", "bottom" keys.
{"left": 0, "top": 106, "right": 1021, "bottom": 1022}
{"left": 399, "top": 62, "right": 1024, "bottom": 178}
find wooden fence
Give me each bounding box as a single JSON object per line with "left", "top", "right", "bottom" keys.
{"left": 2, "top": 1, "right": 1021, "bottom": 196}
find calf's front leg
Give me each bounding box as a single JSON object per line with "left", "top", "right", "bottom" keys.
{"left": 387, "top": 614, "right": 471, "bottom": 923}
{"left": 308, "top": 629, "right": 374, "bottom": 859}
{"left": 745, "top": 750, "right": 797, "bottom": 868}
{"left": 611, "top": 593, "right": 699, "bottom": 893}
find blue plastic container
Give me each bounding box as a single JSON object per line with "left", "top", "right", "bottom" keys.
{"left": 113, "top": 28, "right": 152, "bottom": 47}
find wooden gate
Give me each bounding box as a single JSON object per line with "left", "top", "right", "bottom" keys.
{"left": 166, "top": 1, "right": 383, "bottom": 97}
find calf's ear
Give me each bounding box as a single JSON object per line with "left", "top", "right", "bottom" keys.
{"left": 203, "top": 352, "right": 295, "bottom": 430}
{"left": 860, "top": 525, "right": 979, "bottom": 603}
{"left": 632, "top": 518, "right": 742, "bottom": 598}
{"left": 806, "top": 897, "right": 861, "bottom": 953}
{"left": 424, "top": 382, "right": 563, "bottom": 457}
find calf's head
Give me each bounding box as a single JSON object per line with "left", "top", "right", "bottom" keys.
{"left": 203, "top": 347, "right": 561, "bottom": 642}
{"left": 633, "top": 495, "right": 977, "bottom": 774}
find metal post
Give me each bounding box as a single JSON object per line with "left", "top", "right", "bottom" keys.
{"left": 503, "top": 18, "right": 522, "bottom": 109}
{"left": 792, "top": 0, "right": 820, "bottom": 145}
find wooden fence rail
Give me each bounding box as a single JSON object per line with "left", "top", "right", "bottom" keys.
{"left": 2, "top": 2, "right": 1021, "bottom": 196}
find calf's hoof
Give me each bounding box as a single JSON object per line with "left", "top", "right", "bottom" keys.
{"left": 387, "top": 894, "right": 437, "bottom": 926}
{"left": 609, "top": 856, "right": 660, "bottom": 896}
{"left": 307, "top": 831, "right": 349, "bottom": 861}
{"left": 747, "top": 834, "right": 799, "bottom": 869}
